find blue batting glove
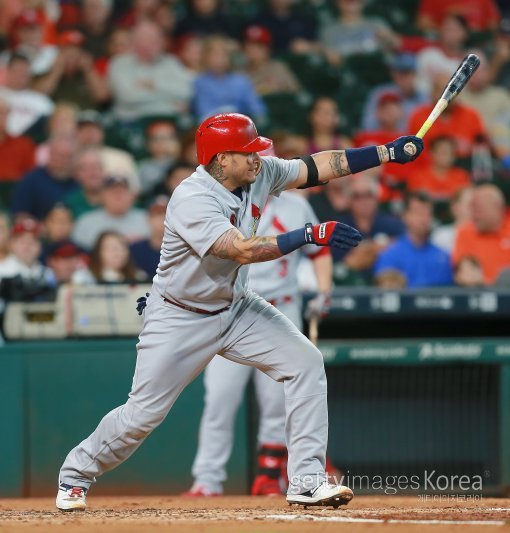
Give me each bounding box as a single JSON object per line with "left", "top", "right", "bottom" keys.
{"left": 385, "top": 136, "right": 424, "bottom": 163}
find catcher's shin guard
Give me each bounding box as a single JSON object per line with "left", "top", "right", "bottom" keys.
{"left": 251, "top": 443, "right": 287, "bottom": 496}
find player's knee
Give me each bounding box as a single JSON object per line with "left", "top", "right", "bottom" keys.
{"left": 124, "top": 403, "right": 166, "bottom": 438}
{"left": 295, "top": 342, "right": 326, "bottom": 381}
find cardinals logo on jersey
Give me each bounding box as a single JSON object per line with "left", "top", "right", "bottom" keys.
{"left": 250, "top": 204, "right": 261, "bottom": 236}
{"left": 230, "top": 213, "right": 237, "bottom": 226}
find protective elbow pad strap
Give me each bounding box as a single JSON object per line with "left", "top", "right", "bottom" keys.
{"left": 297, "top": 155, "right": 324, "bottom": 189}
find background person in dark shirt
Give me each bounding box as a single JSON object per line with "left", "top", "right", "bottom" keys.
{"left": 130, "top": 196, "right": 168, "bottom": 279}
{"left": 337, "top": 174, "right": 405, "bottom": 280}
{"left": 11, "top": 135, "right": 78, "bottom": 220}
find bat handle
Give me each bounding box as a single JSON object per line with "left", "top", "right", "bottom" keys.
{"left": 309, "top": 316, "right": 319, "bottom": 346}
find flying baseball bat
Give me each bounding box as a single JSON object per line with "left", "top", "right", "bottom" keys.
{"left": 404, "top": 53, "right": 480, "bottom": 156}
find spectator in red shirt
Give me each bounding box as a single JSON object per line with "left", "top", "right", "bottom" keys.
{"left": 408, "top": 72, "right": 486, "bottom": 164}
{"left": 407, "top": 136, "right": 471, "bottom": 200}
{"left": 0, "top": 97, "right": 36, "bottom": 183}
{"left": 417, "top": 0, "right": 500, "bottom": 33}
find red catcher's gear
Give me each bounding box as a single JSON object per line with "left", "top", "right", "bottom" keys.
{"left": 196, "top": 113, "right": 273, "bottom": 165}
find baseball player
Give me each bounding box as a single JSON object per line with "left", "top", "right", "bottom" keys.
{"left": 56, "top": 113, "right": 423, "bottom": 510}
{"left": 186, "top": 190, "right": 332, "bottom": 497}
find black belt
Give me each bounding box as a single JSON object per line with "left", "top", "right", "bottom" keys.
{"left": 163, "top": 297, "right": 229, "bottom": 315}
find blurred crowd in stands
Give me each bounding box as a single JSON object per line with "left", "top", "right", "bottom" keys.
{"left": 0, "top": 0, "right": 509, "bottom": 303}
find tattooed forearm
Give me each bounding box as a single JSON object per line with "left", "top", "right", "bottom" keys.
{"left": 210, "top": 229, "right": 283, "bottom": 264}
{"left": 328, "top": 152, "right": 351, "bottom": 178}
{"left": 377, "top": 145, "right": 389, "bottom": 163}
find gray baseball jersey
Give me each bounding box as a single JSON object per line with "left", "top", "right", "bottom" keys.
{"left": 59, "top": 156, "right": 329, "bottom": 497}
{"left": 152, "top": 157, "right": 301, "bottom": 311}
{"left": 249, "top": 192, "right": 322, "bottom": 301}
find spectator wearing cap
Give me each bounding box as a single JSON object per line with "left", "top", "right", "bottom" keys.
{"left": 11, "top": 136, "right": 79, "bottom": 220}
{"left": 406, "top": 136, "right": 471, "bottom": 201}
{"left": 0, "top": 53, "right": 54, "bottom": 137}
{"left": 72, "top": 175, "right": 150, "bottom": 250}
{"left": 452, "top": 184, "right": 510, "bottom": 285}
{"left": 33, "top": 30, "right": 110, "bottom": 108}
{"left": 72, "top": 231, "right": 146, "bottom": 285}
{"left": 417, "top": 0, "right": 500, "bottom": 33}
{"left": 46, "top": 240, "right": 88, "bottom": 285}
{"left": 374, "top": 192, "right": 453, "bottom": 288}
{"left": 0, "top": 97, "right": 36, "bottom": 184}
{"left": 130, "top": 196, "right": 168, "bottom": 279}
{"left": 458, "top": 50, "right": 510, "bottom": 163}
{"left": 242, "top": 25, "right": 301, "bottom": 96}
{"left": 193, "top": 34, "right": 266, "bottom": 123}
{"left": 138, "top": 121, "right": 181, "bottom": 194}
{"left": 355, "top": 91, "right": 408, "bottom": 202}
{"left": 250, "top": 0, "right": 318, "bottom": 54}
{"left": 320, "top": 0, "right": 400, "bottom": 67}
{"left": 1, "top": 8, "right": 58, "bottom": 77}
{"left": 415, "top": 14, "right": 470, "bottom": 96}
{"left": 109, "top": 20, "right": 193, "bottom": 121}
{"left": 0, "top": 217, "right": 55, "bottom": 286}
{"left": 64, "top": 147, "right": 105, "bottom": 218}
{"left": 76, "top": 110, "right": 140, "bottom": 192}
{"left": 361, "top": 53, "right": 429, "bottom": 132}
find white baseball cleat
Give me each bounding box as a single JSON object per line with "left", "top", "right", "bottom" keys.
{"left": 286, "top": 481, "right": 353, "bottom": 508}
{"left": 56, "top": 483, "right": 88, "bottom": 511}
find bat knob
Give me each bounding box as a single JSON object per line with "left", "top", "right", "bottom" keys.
{"left": 404, "top": 142, "right": 417, "bottom": 156}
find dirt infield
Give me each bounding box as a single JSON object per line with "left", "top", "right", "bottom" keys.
{"left": 1, "top": 495, "right": 509, "bottom": 533}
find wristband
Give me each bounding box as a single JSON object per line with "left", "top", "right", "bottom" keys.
{"left": 345, "top": 146, "right": 381, "bottom": 174}
{"left": 276, "top": 224, "right": 314, "bottom": 255}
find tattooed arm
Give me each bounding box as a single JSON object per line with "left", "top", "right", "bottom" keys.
{"left": 209, "top": 228, "right": 283, "bottom": 265}
{"left": 286, "top": 146, "right": 390, "bottom": 189}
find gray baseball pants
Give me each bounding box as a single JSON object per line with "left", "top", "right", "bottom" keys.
{"left": 59, "top": 291, "right": 327, "bottom": 494}
{"left": 191, "top": 300, "right": 302, "bottom": 493}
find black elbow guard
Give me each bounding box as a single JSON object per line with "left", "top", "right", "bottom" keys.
{"left": 297, "top": 155, "right": 326, "bottom": 189}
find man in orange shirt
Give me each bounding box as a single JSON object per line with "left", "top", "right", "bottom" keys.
{"left": 407, "top": 135, "right": 471, "bottom": 200}
{"left": 452, "top": 184, "right": 510, "bottom": 285}
{"left": 408, "top": 73, "right": 486, "bottom": 165}
{"left": 0, "top": 97, "right": 35, "bottom": 182}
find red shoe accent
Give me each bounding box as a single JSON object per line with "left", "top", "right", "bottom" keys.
{"left": 182, "top": 485, "right": 221, "bottom": 497}
{"left": 251, "top": 474, "right": 282, "bottom": 496}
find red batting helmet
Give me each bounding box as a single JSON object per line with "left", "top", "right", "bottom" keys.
{"left": 196, "top": 113, "right": 273, "bottom": 165}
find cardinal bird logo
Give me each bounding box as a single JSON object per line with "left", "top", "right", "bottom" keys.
{"left": 250, "top": 204, "right": 261, "bottom": 236}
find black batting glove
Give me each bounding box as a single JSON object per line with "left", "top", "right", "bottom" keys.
{"left": 136, "top": 293, "right": 149, "bottom": 315}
